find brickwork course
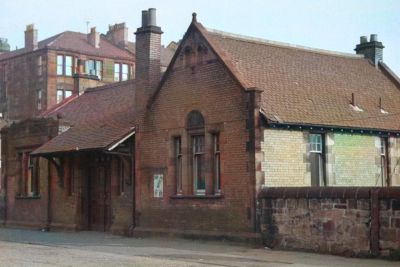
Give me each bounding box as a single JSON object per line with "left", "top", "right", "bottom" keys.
{"left": 0, "top": 9, "right": 400, "bottom": 257}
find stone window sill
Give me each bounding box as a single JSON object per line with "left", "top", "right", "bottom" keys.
{"left": 170, "top": 194, "right": 224, "bottom": 199}
{"left": 15, "top": 194, "right": 41, "bottom": 200}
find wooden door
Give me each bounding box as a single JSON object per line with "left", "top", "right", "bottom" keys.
{"left": 89, "top": 157, "right": 111, "bottom": 231}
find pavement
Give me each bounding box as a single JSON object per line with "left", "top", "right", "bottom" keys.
{"left": 0, "top": 227, "right": 398, "bottom": 267}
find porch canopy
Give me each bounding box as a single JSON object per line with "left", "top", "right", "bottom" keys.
{"left": 31, "top": 80, "right": 137, "bottom": 156}
{"left": 31, "top": 121, "right": 135, "bottom": 156}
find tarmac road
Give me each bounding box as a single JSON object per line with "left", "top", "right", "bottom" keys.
{"left": 0, "top": 227, "right": 398, "bottom": 267}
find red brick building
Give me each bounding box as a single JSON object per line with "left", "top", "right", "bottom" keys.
{"left": 1, "top": 9, "right": 400, "bottom": 241}
{"left": 0, "top": 24, "right": 136, "bottom": 121}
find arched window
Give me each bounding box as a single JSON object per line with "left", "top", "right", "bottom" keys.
{"left": 187, "top": 110, "right": 204, "bottom": 130}
{"left": 187, "top": 111, "right": 205, "bottom": 195}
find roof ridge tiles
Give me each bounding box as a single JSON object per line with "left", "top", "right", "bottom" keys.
{"left": 206, "top": 27, "right": 364, "bottom": 59}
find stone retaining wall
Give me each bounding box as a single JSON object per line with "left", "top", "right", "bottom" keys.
{"left": 258, "top": 187, "right": 400, "bottom": 258}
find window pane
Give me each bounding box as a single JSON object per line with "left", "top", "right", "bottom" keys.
{"left": 37, "top": 90, "right": 42, "bottom": 110}
{"left": 86, "top": 60, "right": 95, "bottom": 75}
{"left": 114, "top": 64, "right": 120, "bottom": 81}
{"left": 96, "top": 61, "right": 102, "bottom": 79}
{"left": 56, "top": 89, "right": 63, "bottom": 104}
{"left": 195, "top": 155, "right": 205, "bottom": 190}
{"left": 122, "top": 64, "right": 129, "bottom": 81}
{"left": 309, "top": 134, "right": 322, "bottom": 153}
{"left": 57, "top": 55, "right": 64, "bottom": 75}
{"left": 65, "top": 56, "right": 73, "bottom": 76}
{"left": 37, "top": 56, "right": 43, "bottom": 76}
{"left": 193, "top": 135, "right": 205, "bottom": 194}
{"left": 380, "top": 137, "right": 386, "bottom": 155}
{"left": 65, "top": 90, "right": 72, "bottom": 98}
{"left": 215, "top": 153, "right": 220, "bottom": 191}
{"left": 193, "top": 135, "right": 204, "bottom": 153}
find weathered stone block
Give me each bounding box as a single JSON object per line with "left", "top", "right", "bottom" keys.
{"left": 380, "top": 228, "right": 397, "bottom": 242}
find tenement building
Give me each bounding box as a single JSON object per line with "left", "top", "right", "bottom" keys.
{"left": 0, "top": 24, "right": 136, "bottom": 121}
{"left": 0, "top": 9, "right": 399, "bottom": 241}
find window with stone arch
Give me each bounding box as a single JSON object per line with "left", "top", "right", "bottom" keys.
{"left": 187, "top": 110, "right": 206, "bottom": 195}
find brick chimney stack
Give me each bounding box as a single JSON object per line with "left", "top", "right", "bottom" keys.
{"left": 135, "top": 8, "right": 163, "bottom": 90}
{"left": 355, "top": 34, "right": 384, "bottom": 66}
{"left": 88, "top": 27, "right": 100, "bottom": 48}
{"left": 25, "top": 24, "right": 38, "bottom": 50}
{"left": 106, "top": 23, "right": 128, "bottom": 48}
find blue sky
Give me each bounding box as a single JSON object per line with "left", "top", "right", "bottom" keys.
{"left": 1, "top": 0, "right": 399, "bottom": 75}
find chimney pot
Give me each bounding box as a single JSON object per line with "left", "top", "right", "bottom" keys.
{"left": 360, "top": 36, "right": 368, "bottom": 44}
{"left": 148, "top": 8, "right": 157, "bottom": 26}
{"left": 355, "top": 33, "right": 384, "bottom": 66}
{"left": 370, "top": 34, "right": 378, "bottom": 42}
{"left": 142, "top": 10, "right": 148, "bottom": 27}
{"left": 135, "top": 8, "right": 163, "bottom": 112}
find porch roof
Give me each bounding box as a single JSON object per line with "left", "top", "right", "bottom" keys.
{"left": 32, "top": 80, "right": 136, "bottom": 156}
{"left": 31, "top": 119, "right": 135, "bottom": 156}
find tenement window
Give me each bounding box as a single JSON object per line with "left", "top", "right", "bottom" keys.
{"left": 86, "top": 59, "right": 102, "bottom": 79}
{"left": 57, "top": 55, "right": 73, "bottom": 76}
{"left": 37, "top": 55, "right": 43, "bottom": 76}
{"left": 65, "top": 56, "right": 73, "bottom": 76}
{"left": 114, "top": 63, "right": 130, "bottom": 82}
{"left": 309, "top": 133, "right": 325, "bottom": 186}
{"left": 56, "top": 88, "right": 72, "bottom": 104}
{"left": 19, "top": 152, "right": 39, "bottom": 197}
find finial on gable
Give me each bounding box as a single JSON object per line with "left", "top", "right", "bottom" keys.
{"left": 192, "top": 12, "right": 197, "bottom": 23}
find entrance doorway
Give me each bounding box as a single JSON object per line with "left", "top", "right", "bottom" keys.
{"left": 88, "top": 155, "right": 111, "bottom": 232}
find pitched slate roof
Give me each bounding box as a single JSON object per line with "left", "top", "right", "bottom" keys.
{"left": 194, "top": 22, "right": 400, "bottom": 132}
{"left": 32, "top": 80, "right": 136, "bottom": 155}
{"left": 0, "top": 31, "right": 133, "bottom": 61}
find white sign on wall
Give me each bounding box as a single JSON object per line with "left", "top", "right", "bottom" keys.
{"left": 153, "top": 174, "right": 163, "bottom": 198}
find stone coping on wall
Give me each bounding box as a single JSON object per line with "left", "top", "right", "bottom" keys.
{"left": 258, "top": 187, "right": 400, "bottom": 200}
